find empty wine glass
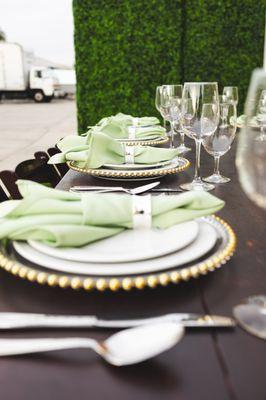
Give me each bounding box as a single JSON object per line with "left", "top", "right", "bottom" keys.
{"left": 180, "top": 82, "right": 219, "bottom": 191}
{"left": 203, "top": 97, "right": 237, "bottom": 183}
{"left": 223, "top": 86, "right": 239, "bottom": 106}
{"left": 155, "top": 85, "right": 183, "bottom": 148}
{"left": 236, "top": 68, "right": 266, "bottom": 209}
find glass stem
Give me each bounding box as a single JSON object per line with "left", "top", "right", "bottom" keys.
{"left": 169, "top": 121, "right": 175, "bottom": 148}
{"left": 194, "top": 139, "right": 202, "bottom": 181}
{"left": 179, "top": 130, "right": 185, "bottom": 146}
{"left": 214, "top": 156, "right": 221, "bottom": 176}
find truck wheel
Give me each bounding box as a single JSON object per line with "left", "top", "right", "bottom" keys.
{"left": 33, "top": 91, "right": 45, "bottom": 103}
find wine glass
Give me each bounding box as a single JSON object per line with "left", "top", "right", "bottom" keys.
{"left": 236, "top": 68, "right": 266, "bottom": 209}
{"left": 180, "top": 82, "right": 219, "bottom": 191}
{"left": 155, "top": 85, "right": 183, "bottom": 148}
{"left": 203, "top": 96, "right": 237, "bottom": 183}
{"left": 223, "top": 86, "right": 239, "bottom": 106}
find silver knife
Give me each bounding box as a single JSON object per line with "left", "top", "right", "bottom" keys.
{"left": 0, "top": 312, "right": 235, "bottom": 330}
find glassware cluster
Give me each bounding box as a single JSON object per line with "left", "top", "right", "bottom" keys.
{"left": 155, "top": 83, "right": 239, "bottom": 191}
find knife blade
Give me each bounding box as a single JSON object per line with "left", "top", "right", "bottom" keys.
{"left": 0, "top": 312, "right": 235, "bottom": 330}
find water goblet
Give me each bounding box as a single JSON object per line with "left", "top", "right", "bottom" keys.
{"left": 180, "top": 82, "right": 219, "bottom": 191}
{"left": 203, "top": 98, "right": 237, "bottom": 183}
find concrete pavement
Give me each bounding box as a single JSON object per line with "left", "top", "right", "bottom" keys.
{"left": 0, "top": 99, "right": 77, "bottom": 170}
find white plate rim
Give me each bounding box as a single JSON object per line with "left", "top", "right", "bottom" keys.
{"left": 13, "top": 221, "right": 217, "bottom": 276}
{"left": 27, "top": 221, "right": 199, "bottom": 263}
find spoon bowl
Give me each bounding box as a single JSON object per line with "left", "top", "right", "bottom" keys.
{"left": 233, "top": 304, "right": 266, "bottom": 340}
{"left": 0, "top": 322, "right": 185, "bottom": 366}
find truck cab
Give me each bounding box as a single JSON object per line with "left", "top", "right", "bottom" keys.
{"left": 29, "top": 66, "right": 58, "bottom": 102}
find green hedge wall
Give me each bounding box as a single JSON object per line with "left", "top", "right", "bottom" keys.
{"left": 183, "top": 0, "right": 265, "bottom": 116}
{"left": 73, "top": 0, "right": 182, "bottom": 132}
{"left": 73, "top": 0, "right": 265, "bottom": 133}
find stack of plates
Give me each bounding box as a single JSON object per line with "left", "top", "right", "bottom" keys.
{"left": 13, "top": 217, "right": 221, "bottom": 277}
{"left": 1, "top": 215, "right": 236, "bottom": 291}
{"left": 68, "top": 157, "right": 190, "bottom": 181}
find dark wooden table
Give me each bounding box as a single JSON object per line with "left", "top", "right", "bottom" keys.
{"left": 0, "top": 139, "right": 265, "bottom": 400}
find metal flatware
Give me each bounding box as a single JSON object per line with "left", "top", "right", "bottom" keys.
{"left": 0, "top": 312, "right": 235, "bottom": 330}
{"left": 69, "top": 181, "right": 160, "bottom": 194}
{"left": 0, "top": 323, "right": 184, "bottom": 365}
{"left": 151, "top": 188, "right": 183, "bottom": 192}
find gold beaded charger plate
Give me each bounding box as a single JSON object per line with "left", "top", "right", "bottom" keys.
{"left": 67, "top": 157, "right": 190, "bottom": 182}
{"left": 116, "top": 136, "right": 169, "bottom": 146}
{"left": 0, "top": 216, "right": 236, "bottom": 292}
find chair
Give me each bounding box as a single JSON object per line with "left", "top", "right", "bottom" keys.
{"left": 0, "top": 149, "right": 63, "bottom": 200}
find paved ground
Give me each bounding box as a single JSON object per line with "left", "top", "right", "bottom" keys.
{"left": 0, "top": 99, "right": 77, "bottom": 170}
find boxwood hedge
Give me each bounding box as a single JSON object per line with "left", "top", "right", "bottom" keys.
{"left": 73, "top": 0, "right": 265, "bottom": 133}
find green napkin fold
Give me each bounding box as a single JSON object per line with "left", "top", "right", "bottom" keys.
{"left": 48, "top": 131, "right": 178, "bottom": 168}
{"left": 0, "top": 180, "right": 225, "bottom": 247}
{"left": 97, "top": 113, "right": 160, "bottom": 126}
{"left": 85, "top": 113, "right": 164, "bottom": 140}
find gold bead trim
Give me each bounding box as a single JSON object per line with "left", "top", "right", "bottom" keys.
{"left": 0, "top": 216, "right": 236, "bottom": 292}
{"left": 67, "top": 157, "right": 190, "bottom": 178}
{"left": 119, "top": 136, "right": 169, "bottom": 146}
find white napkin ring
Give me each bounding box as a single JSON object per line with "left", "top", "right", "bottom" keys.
{"left": 127, "top": 125, "right": 136, "bottom": 140}
{"left": 132, "top": 117, "right": 139, "bottom": 126}
{"left": 132, "top": 194, "right": 152, "bottom": 229}
{"left": 124, "top": 144, "right": 134, "bottom": 164}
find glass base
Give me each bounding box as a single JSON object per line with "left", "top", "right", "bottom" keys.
{"left": 176, "top": 144, "right": 191, "bottom": 154}
{"left": 180, "top": 179, "right": 215, "bottom": 192}
{"left": 203, "top": 174, "right": 230, "bottom": 184}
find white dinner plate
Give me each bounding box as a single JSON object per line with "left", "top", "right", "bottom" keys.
{"left": 13, "top": 220, "right": 217, "bottom": 276}
{"left": 103, "top": 159, "right": 174, "bottom": 171}
{"left": 28, "top": 220, "right": 199, "bottom": 263}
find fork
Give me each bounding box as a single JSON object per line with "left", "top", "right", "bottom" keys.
{"left": 70, "top": 181, "right": 160, "bottom": 195}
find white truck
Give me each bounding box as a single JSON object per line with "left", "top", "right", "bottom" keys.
{"left": 0, "top": 42, "right": 57, "bottom": 102}
{"left": 52, "top": 69, "right": 76, "bottom": 98}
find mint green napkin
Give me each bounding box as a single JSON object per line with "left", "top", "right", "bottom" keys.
{"left": 48, "top": 132, "right": 178, "bottom": 168}
{"left": 97, "top": 113, "right": 160, "bottom": 126}
{"left": 0, "top": 180, "right": 225, "bottom": 247}
{"left": 86, "top": 113, "right": 164, "bottom": 140}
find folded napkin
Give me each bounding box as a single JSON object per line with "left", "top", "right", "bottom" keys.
{"left": 236, "top": 114, "right": 259, "bottom": 128}
{"left": 85, "top": 113, "right": 165, "bottom": 140}
{"left": 0, "top": 180, "right": 225, "bottom": 247}
{"left": 49, "top": 131, "right": 178, "bottom": 168}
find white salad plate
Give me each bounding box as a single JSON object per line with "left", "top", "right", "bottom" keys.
{"left": 13, "top": 220, "right": 217, "bottom": 276}
{"left": 27, "top": 220, "right": 199, "bottom": 263}
{"left": 103, "top": 159, "right": 173, "bottom": 171}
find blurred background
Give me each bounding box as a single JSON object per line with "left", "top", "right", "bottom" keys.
{"left": 0, "top": 0, "right": 265, "bottom": 168}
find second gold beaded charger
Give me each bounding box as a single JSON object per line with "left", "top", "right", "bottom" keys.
{"left": 0, "top": 216, "right": 237, "bottom": 292}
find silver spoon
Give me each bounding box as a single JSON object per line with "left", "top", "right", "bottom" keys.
{"left": 233, "top": 295, "right": 266, "bottom": 340}
{"left": 70, "top": 181, "right": 160, "bottom": 194}
{"left": 0, "top": 322, "right": 184, "bottom": 366}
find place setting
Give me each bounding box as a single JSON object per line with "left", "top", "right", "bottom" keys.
{"left": 48, "top": 114, "right": 190, "bottom": 181}
{"left": 0, "top": 72, "right": 266, "bottom": 373}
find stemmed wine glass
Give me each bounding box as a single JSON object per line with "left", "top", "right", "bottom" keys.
{"left": 223, "top": 86, "right": 239, "bottom": 106}
{"left": 180, "top": 82, "right": 219, "bottom": 191}
{"left": 235, "top": 69, "right": 266, "bottom": 338}
{"left": 203, "top": 96, "right": 237, "bottom": 183}
{"left": 155, "top": 85, "right": 184, "bottom": 149}
{"left": 236, "top": 68, "right": 266, "bottom": 209}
